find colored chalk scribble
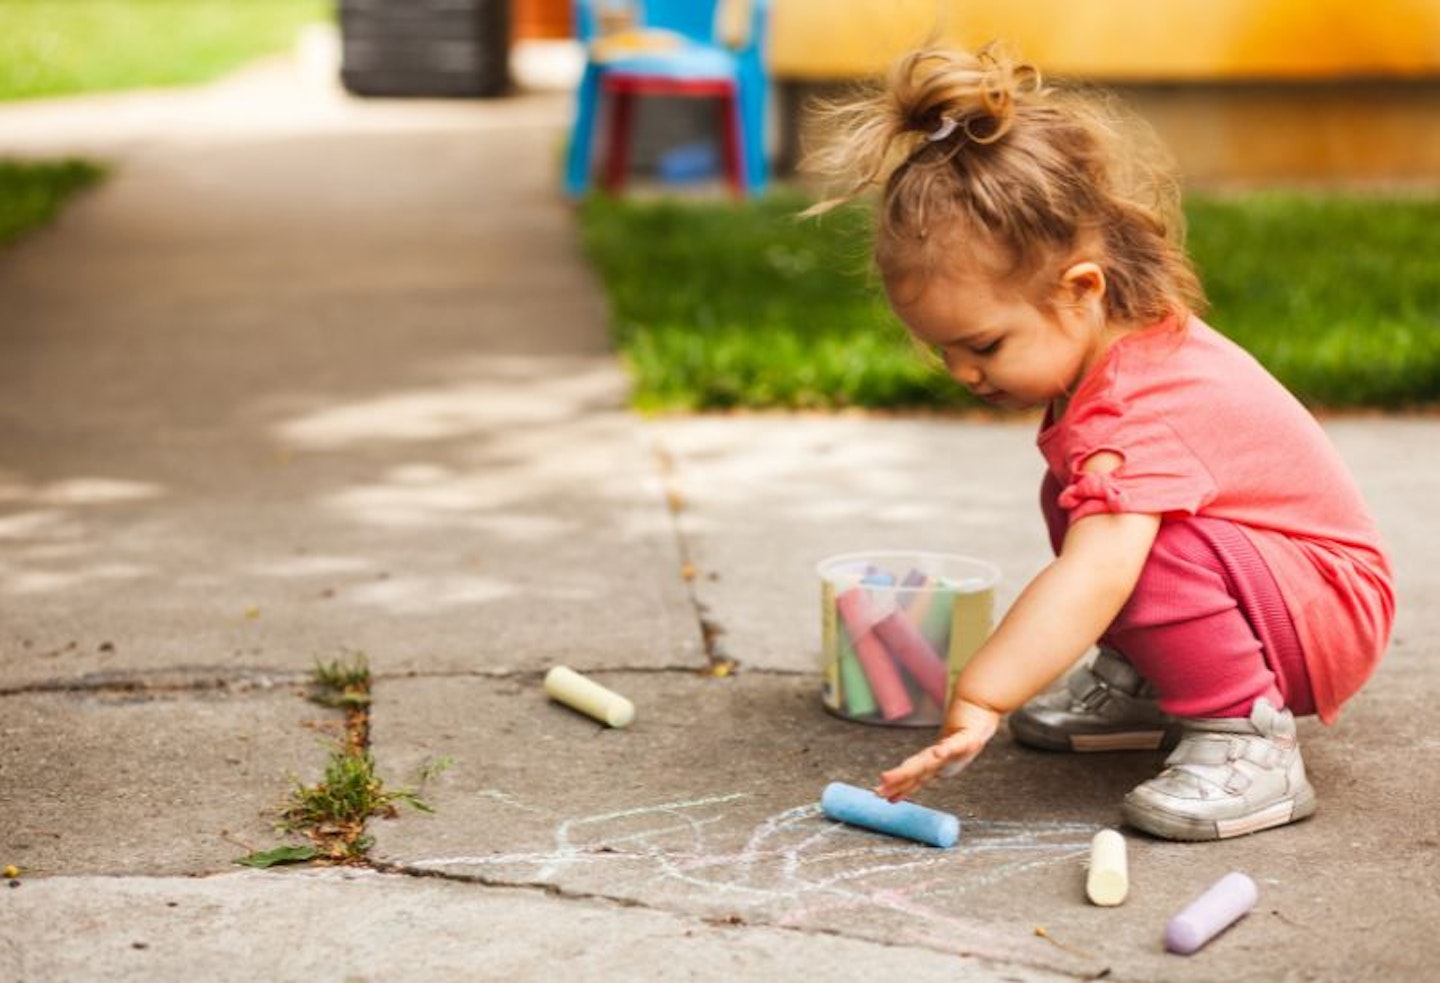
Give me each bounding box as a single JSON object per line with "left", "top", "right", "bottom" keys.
{"left": 405, "top": 791, "right": 1099, "bottom": 964}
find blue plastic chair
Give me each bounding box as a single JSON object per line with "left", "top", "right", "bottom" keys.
{"left": 564, "top": 0, "right": 769, "bottom": 197}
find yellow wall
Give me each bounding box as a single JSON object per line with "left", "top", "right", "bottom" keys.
{"left": 770, "top": 0, "right": 1440, "bottom": 80}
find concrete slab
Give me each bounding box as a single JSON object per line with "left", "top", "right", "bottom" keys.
{"left": 0, "top": 685, "right": 318, "bottom": 876}
{"left": 0, "top": 98, "right": 701, "bottom": 689}
{"left": 1323, "top": 418, "right": 1440, "bottom": 646}
{"left": 647, "top": 415, "right": 1054, "bottom": 672}
{"left": 368, "top": 671, "right": 1440, "bottom": 981}
{"left": 0, "top": 869, "right": 1072, "bottom": 983}
{"left": 649, "top": 415, "right": 1440, "bottom": 681}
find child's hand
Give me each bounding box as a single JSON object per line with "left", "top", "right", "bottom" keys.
{"left": 874, "top": 700, "right": 1000, "bottom": 802}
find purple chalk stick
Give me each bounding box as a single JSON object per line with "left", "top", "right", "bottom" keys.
{"left": 1165, "top": 872, "right": 1258, "bottom": 955}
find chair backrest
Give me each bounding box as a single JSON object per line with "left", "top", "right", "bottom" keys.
{"left": 573, "top": 0, "right": 766, "bottom": 50}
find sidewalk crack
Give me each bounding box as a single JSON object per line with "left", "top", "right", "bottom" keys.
{"left": 654, "top": 443, "right": 736, "bottom": 677}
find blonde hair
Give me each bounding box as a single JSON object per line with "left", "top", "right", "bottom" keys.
{"left": 804, "top": 44, "right": 1204, "bottom": 323}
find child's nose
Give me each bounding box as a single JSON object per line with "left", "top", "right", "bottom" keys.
{"left": 951, "top": 359, "right": 984, "bottom": 387}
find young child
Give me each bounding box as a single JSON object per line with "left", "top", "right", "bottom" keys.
{"left": 806, "top": 45, "right": 1395, "bottom": 841}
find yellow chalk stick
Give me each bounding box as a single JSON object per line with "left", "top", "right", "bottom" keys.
{"left": 544, "top": 666, "right": 635, "bottom": 728}
{"left": 1086, "top": 828, "right": 1129, "bottom": 906}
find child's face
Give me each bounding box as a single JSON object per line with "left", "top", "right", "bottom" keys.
{"left": 886, "top": 265, "right": 1108, "bottom": 411}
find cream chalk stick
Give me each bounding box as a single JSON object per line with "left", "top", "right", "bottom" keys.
{"left": 544, "top": 666, "right": 634, "bottom": 727}
{"left": 1086, "top": 828, "right": 1129, "bottom": 906}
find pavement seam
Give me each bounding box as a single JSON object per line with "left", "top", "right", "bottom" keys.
{"left": 653, "top": 442, "right": 736, "bottom": 675}
{"left": 0, "top": 668, "right": 304, "bottom": 698}
{"left": 0, "top": 665, "right": 815, "bottom": 699}
{"left": 368, "top": 860, "right": 1102, "bottom": 982}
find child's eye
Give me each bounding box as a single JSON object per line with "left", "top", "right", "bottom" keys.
{"left": 971, "top": 339, "right": 1001, "bottom": 356}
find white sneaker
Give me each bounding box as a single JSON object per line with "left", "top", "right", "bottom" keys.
{"left": 1009, "top": 649, "right": 1182, "bottom": 752}
{"left": 1122, "top": 699, "right": 1317, "bottom": 841}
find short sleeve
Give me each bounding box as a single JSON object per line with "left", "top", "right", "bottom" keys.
{"left": 1055, "top": 404, "right": 1218, "bottom": 522}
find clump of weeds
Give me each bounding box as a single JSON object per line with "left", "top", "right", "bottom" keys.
{"left": 234, "top": 653, "right": 436, "bottom": 868}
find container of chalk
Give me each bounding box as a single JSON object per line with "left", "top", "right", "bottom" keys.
{"left": 819, "top": 781, "right": 960, "bottom": 848}
{"left": 544, "top": 665, "right": 634, "bottom": 728}
{"left": 817, "top": 551, "right": 999, "bottom": 727}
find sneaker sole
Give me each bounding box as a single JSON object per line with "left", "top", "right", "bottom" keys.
{"left": 1122, "top": 785, "right": 1318, "bottom": 842}
{"left": 1009, "top": 716, "right": 1182, "bottom": 753}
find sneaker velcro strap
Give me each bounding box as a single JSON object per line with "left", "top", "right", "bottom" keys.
{"left": 1239, "top": 741, "right": 1285, "bottom": 769}
{"left": 1222, "top": 767, "right": 1254, "bottom": 793}
{"left": 1167, "top": 763, "right": 1237, "bottom": 796}
{"left": 1067, "top": 666, "right": 1106, "bottom": 705}
{"left": 1165, "top": 735, "right": 1233, "bottom": 767}
{"left": 1091, "top": 650, "right": 1145, "bottom": 695}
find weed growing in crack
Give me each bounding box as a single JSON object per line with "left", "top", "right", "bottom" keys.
{"left": 310, "top": 653, "right": 374, "bottom": 710}
{"left": 234, "top": 652, "right": 434, "bottom": 868}
{"left": 282, "top": 746, "right": 432, "bottom": 862}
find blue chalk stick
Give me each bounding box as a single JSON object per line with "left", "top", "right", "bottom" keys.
{"left": 820, "top": 781, "right": 960, "bottom": 848}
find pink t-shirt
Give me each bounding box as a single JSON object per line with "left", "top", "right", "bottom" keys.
{"left": 1037, "top": 315, "right": 1394, "bottom": 723}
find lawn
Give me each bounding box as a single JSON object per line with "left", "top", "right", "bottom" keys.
{"left": 0, "top": 159, "right": 106, "bottom": 247}
{"left": 579, "top": 191, "right": 1440, "bottom": 412}
{"left": 0, "top": 0, "right": 328, "bottom": 102}
{"left": 0, "top": 1, "right": 326, "bottom": 247}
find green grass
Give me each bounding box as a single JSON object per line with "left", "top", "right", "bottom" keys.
{"left": 580, "top": 192, "right": 964, "bottom": 412}
{"left": 1187, "top": 194, "right": 1440, "bottom": 409}
{"left": 578, "top": 191, "right": 1440, "bottom": 412}
{"left": 0, "top": 0, "right": 328, "bottom": 102}
{"left": 241, "top": 652, "right": 431, "bottom": 866}
{"left": 310, "top": 653, "right": 374, "bottom": 710}
{"left": 0, "top": 158, "right": 106, "bottom": 247}
{"left": 281, "top": 747, "right": 431, "bottom": 861}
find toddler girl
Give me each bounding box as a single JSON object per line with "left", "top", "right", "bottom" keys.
{"left": 807, "top": 46, "right": 1395, "bottom": 840}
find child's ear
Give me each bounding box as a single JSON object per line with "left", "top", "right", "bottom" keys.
{"left": 1060, "top": 261, "right": 1106, "bottom": 305}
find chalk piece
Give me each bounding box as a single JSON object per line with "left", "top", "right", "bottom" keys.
{"left": 838, "top": 631, "right": 878, "bottom": 716}
{"left": 1165, "top": 872, "right": 1258, "bottom": 954}
{"left": 543, "top": 666, "right": 634, "bottom": 728}
{"left": 835, "top": 589, "right": 913, "bottom": 721}
{"left": 873, "top": 609, "right": 949, "bottom": 706}
{"left": 946, "top": 586, "right": 994, "bottom": 688}
{"left": 899, "top": 568, "right": 929, "bottom": 591}
{"left": 820, "top": 580, "right": 842, "bottom": 711}
{"left": 820, "top": 781, "right": 959, "bottom": 848}
{"left": 1086, "top": 829, "right": 1128, "bottom": 906}
{"left": 918, "top": 580, "right": 956, "bottom": 652}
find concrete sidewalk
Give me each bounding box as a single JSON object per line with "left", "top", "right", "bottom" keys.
{"left": 2, "top": 43, "right": 1437, "bottom": 983}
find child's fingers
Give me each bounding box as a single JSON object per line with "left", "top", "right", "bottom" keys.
{"left": 875, "top": 744, "right": 949, "bottom": 801}
{"left": 876, "top": 730, "right": 989, "bottom": 801}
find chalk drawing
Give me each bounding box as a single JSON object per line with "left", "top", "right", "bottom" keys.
{"left": 408, "top": 790, "right": 1098, "bottom": 960}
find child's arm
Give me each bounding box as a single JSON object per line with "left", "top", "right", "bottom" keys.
{"left": 876, "top": 456, "right": 1161, "bottom": 801}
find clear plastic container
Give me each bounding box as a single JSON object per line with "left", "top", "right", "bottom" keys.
{"left": 817, "top": 551, "right": 1000, "bottom": 727}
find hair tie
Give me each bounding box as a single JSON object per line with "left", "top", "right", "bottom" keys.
{"left": 927, "top": 115, "right": 960, "bottom": 142}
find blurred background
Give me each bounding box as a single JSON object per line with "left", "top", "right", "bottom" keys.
{"left": 3, "top": 0, "right": 1438, "bottom": 413}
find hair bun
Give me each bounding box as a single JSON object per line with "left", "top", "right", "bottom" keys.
{"left": 900, "top": 44, "right": 1040, "bottom": 146}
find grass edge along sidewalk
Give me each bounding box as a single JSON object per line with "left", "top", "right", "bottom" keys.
{"left": 0, "top": 0, "right": 328, "bottom": 103}
{"left": 578, "top": 190, "right": 1440, "bottom": 414}
{"left": 0, "top": 159, "right": 105, "bottom": 247}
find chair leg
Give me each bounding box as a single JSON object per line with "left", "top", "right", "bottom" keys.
{"left": 738, "top": 72, "right": 768, "bottom": 196}
{"left": 604, "top": 87, "right": 637, "bottom": 194}
{"left": 564, "top": 64, "right": 602, "bottom": 197}
{"left": 719, "top": 90, "right": 744, "bottom": 198}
